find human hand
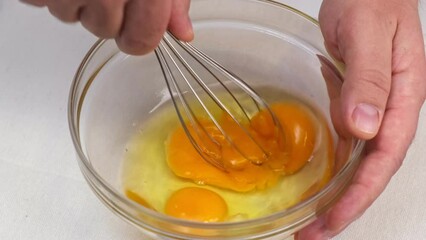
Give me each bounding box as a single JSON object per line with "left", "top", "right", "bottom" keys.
{"left": 298, "top": 0, "right": 426, "bottom": 239}
{"left": 22, "top": 0, "right": 193, "bottom": 55}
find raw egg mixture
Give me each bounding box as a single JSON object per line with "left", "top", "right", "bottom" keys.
{"left": 121, "top": 89, "right": 334, "bottom": 222}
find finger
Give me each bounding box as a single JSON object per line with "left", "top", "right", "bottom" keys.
{"left": 391, "top": 12, "right": 426, "bottom": 103}
{"left": 20, "top": 0, "right": 47, "bottom": 7}
{"left": 79, "top": 0, "right": 126, "bottom": 38}
{"left": 116, "top": 0, "right": 172, "bottom": 55}
{"left": 318, "top": 1, "right": 343, "bottom": 61}
{"left": 338, "top": 8, "right": 396, "bottom": 139}
{"left": 319, "top": 55, "right": 348, "bottom": 138}
{"left": 46, "top": 0, "right": 84, "bottom": 22}
{"left": 298, "top": 94, "right": 422, "bottom": 240}
{"left": 330, "top": 83, "right": 422, "bottom": 235}
{"left": 168, "top": 0, "right": 194, "bottom": 42}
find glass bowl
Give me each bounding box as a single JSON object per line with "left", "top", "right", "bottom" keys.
{"left": 68, "top": 0, "right": 364, "bottom": 239}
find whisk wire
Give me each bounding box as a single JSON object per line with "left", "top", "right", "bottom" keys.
{"left": 182, "top": 38, "right": 283, "bottom": 132}
{"left": 167, "top": 35, "right": 254, "bottom": 122}
{"left": 156, "top": 32, "right": 284, "bottom": 170}
{"left": 161, "top": 36, "right": 271, "bottom": 163}
{"left": 155, "top": 42, "right": 226, "bottom": 171}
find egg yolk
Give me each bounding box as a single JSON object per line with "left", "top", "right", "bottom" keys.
{"left": 165, "top": 187, "right": 228, "bottom": 222}
{"left": 266, "top": 103, "right": 317, "bottom": 174}
{"left": 167, "top": 102, "right": 317, "bottom": 192}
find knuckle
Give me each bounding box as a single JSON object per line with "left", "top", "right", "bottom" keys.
{"left": 56, "top": 13, "right": 79, "bottom": 23}
{"left": 47, "top": 0, "right": 71, "bottom": 8}
{"left": 95, "top": 0, "right": 112, "bottom": 10}
{"left": 88, "top": 26, "right": 116, "bottom": 39}
{"left": 117, "top": 36, "right": 159, "bottom": 55}
{"left": 46, "top": 0, "right": 79, "bottom": 22}
{"left": 79, "top": 11, "right": 120, "bottom": 38}
{"left": 355, "top": 69, "right": 391, "bottom": 97}
{"left": 81, "top": 20, "right": 117, "bottom": 39}
{"left": 82, "top": 17, "right": 117, "bottom": 38}
{"left": 95, "top": 0, "right": 123, "bottom": 10}
{"left": 47, "top": 7, "right": 67, "bottom": 22}
{"left": 79, "top": 0, "right": 125, "bottom": 38}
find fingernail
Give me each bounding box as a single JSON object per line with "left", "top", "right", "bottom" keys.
{"left": 352, "top": 103, "right": 379, "bottom": 134}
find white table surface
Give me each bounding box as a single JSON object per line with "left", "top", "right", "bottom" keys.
{"left": 0, "top": 1, "right": 425, "bottom": 239}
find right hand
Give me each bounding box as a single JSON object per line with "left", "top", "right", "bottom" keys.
{"left": 22, "top": 0, "right": 193, "bottom": 55}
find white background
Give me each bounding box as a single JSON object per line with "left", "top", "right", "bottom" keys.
{"left": 0, "top": 0, "right": 425, "bottom": 239}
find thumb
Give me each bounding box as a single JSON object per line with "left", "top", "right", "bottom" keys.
{"left": 338, "top": 10, "right": 395, "bottom": 139}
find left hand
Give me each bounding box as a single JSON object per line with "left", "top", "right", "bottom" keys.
{"left": 298, "top": 0, "right": 426, "bottom": 239}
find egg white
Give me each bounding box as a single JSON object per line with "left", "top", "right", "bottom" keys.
{"left": 121, "top": 97, "right": 331, "bottom": 221}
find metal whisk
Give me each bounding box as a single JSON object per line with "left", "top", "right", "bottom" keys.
{"left": 155, "top": 32, "right": 283, "bottom": 171}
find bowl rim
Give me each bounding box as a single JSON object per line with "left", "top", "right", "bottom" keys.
{"left": 68, "top": 0, "right": 365, "bottom": 237}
